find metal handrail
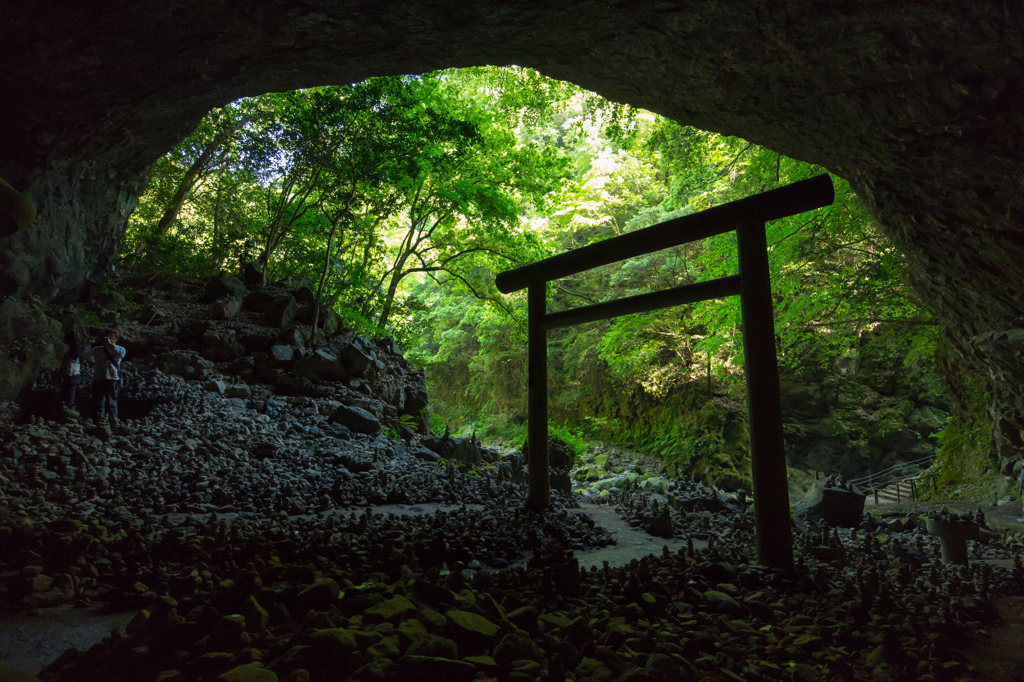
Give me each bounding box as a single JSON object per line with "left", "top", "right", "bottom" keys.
{"left": 858, "top": 459, "right": 938, "bottom": 504}
{"left": 849, "top": 454, "right": 935, "bottom": 488}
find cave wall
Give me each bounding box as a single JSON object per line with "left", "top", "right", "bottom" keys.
{"left": 1, "top": 0, "right": 1022, "bottom": 452}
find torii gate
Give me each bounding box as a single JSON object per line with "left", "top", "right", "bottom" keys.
{"left": 495, "top": 174, "right": 835, "bottom": 569}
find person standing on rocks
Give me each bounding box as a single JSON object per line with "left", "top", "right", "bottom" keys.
{"left": 83, "top": 328, "right": 126, "bottom": 423}
{"left": 59, "top": 318, "right": 83, "bottom": 412}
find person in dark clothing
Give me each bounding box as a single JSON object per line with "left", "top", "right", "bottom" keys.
{"left": 83, "top": 328, "right": 126, "bottom": 422}
{"left": 60, "top": 323, "right": 83, "bottom": 410}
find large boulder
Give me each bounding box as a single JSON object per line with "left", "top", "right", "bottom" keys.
{"left": 450, "top": 439, "right": 482, "bottom": 466}
{"left": 522, "top": 435, "right": 576, "bottom": 471}
{"left": 291, "top": 285, "right": 316, "bottom": 306}
{"left": 270, "top": 345, "right": 297, "bottom": 365}
{"left": 241, "top": 262, "right": 264, "bottom": 287}
{"left": 422, "top": 437, "right": 482, "bottom": 466}
{"left": 224, "top": 383, "right": 251, "bottom": 399}
{"left": 292, "top": 350, "right": 348, "bottom": 382}
{"left": 252, "top": 354, "right": 280, "bottom": 382}
{"left": 298, "top": 303, "right": 340, "bottom": 335}
{"left": 329, "top": 405, "right": 380, "bottom": 434}
{"left": 793, "top": 478, "right": 866, "bottom": 528}
{"left": 202, "top": 330, "right": 245, "bottom": 363}
{"left": 328, "top": 336, "right": 374, "bottom": 377}
{"left": 160, "top": 349, "right": 197, "bottom": 375}
{"left": 550, "top": 471, "right": 573, "bottom": 496}
{"left": 267, "top": 295, "right": 297, "bottom": 328}
{"left": 211, "top": 297, "right": 242, "bottom": 320}
{"left": 320, "top": 308, "right": 341, "bottom": 336}
{"left": 204, "top": 272, "right": 247, "bottom": 302}
{"left": 160, "top": 349, "right": 213, "bottom": 379}
{"left": 244, "top": 289, "right": 277, "bottom": 313}
{"left": 275, "top": 327, "right": 310, "bottom": 348}
{"left": 239, "top": 333, "right": 272, "bottom": 354}
{"left": 403, "top": 383, "right": 429, "bottom": 417}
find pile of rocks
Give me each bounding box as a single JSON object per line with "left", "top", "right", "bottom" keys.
{"left": 97, "top": 273, "right": 428, "bottom": 434}
{"left": 1, "top": 275, "right": 1023, "bottom": 680}
{"left": 570, "top": 445, "right": 679, "bottom": 505}
{"left": 31, "top": 521, "right": 1023, "bottom": 682}
{"left": 0, "top": 374, "right": 617, "bottom": 610}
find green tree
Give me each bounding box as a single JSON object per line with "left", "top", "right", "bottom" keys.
{"left": 127, "top": 100, "right": 263, "bottom": 270}
{"left": 373, "top": 91, "right": 568, "bottom": 328}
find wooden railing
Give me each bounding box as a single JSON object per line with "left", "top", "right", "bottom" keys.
{"left": 496, "top": 174, "right": 835, "bottom": 569}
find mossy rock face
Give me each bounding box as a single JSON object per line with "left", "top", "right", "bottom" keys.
{"left": 393, "top": 656, "right": 475, "bottom": 682}
{"left": 809, "top": 416, "right": 848, "bottom": 439}
{"left": 779, "top": 383, "right": 828, "bottom": 420}
{"left": 294, "top": 579, "right": 341, "bottom": 612}
{"left": 405, "top": 634, "right": 458, "bottom": 659}
{"left": 722, "top": 418, "right": 748, "bottom": 458}
{"left": 0, "top": 298, "right": 62, "bottom": 400}
{"left": 575, "top": 657, "right": 614, "bottom": 682}
{"left": 218, "top": 663, "right": 278, "bottom": 682}
{"left": 444, "top": 610, "right": 500, "bottom": 655}
{"left": 306, "top": 628, "right": 358, "bottom": 655}
{"left": 909, "top": 406, "right": 949, "bottom": 438}
{"left": 712, "top": 471, "right": 749, "bottom": 493}
{"left": 869, "top": 420, "right": 918, "bottom": 452}
{"left": 363, "top": 595, "right": 416, "bottom": 623}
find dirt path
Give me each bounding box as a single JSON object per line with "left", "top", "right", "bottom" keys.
{"left": 867, "top": 498, "right": 1024, "bottom": 538}
{"left": 0, "top": 606, "right": 133, "bottom": 677}
{"left": 573, "top": 503, "right": 708, "bottom": 570}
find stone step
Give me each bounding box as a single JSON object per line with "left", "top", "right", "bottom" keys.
{"left": 866, "top": 480, "right": 921, "bottom": 505}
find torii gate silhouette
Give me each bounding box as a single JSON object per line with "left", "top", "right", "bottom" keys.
{"left": 495, "top": 174, "right": 835, "bottom": 569}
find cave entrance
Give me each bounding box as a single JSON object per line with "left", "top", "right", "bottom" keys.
{"left": 497, "top": 174, "right": 836, "bottom": 569}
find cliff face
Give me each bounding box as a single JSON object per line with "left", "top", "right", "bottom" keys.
{"left": 1, "top": 1, "right": 1022, "bottom": 451}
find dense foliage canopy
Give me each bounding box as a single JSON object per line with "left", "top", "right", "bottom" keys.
{"left": 125, "top": 66, "right": 937, "bottom": 467}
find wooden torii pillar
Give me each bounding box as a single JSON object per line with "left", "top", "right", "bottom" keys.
{"left": 496, "top": 174, "right": 835, "bottom": 569}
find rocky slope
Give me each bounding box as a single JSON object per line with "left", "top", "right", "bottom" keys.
{"left": 559, "top": 325, "right": 951, "bottom": 494}
{"left": 0, "top": 276, "right": 1022, "bottom": 681}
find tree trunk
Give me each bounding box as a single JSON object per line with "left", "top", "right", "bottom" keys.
{"left": 135, "top": 118, "right": 247, "bottom": 263}
{"left": 155, "top": 140, "right": 219, "bottom": 239}
{"left": 211, "top": 173, "right": 225, "bottom": 270}
{"left": 377, "top": 250, "right": 411, "bottom": 329}
{"left": 311, "top": 221, "right": 341, "bottom": 346}
{"left": 707, "top": 349, "right": 712, "bottom": 397}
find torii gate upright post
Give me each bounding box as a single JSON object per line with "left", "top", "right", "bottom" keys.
{"left": 737, "top": 220, "right": 793, "bottom": 569}
{"left": 526, "top": 281, "right": 549, "bottom": 511}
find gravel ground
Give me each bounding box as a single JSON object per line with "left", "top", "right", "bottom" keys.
{"left": 1, "top": 278, "right": 1022, "bottom": 681}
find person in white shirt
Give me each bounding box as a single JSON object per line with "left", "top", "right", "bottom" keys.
{"left": 60, "top": 323, "right": 83, "bottom": 409}
{"left": 83, "top": 328, "right": 126, "bottom": 422}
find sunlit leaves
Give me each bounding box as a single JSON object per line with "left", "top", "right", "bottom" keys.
{"left": 412, "top": 76, "right": 934, "bottom": 437}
